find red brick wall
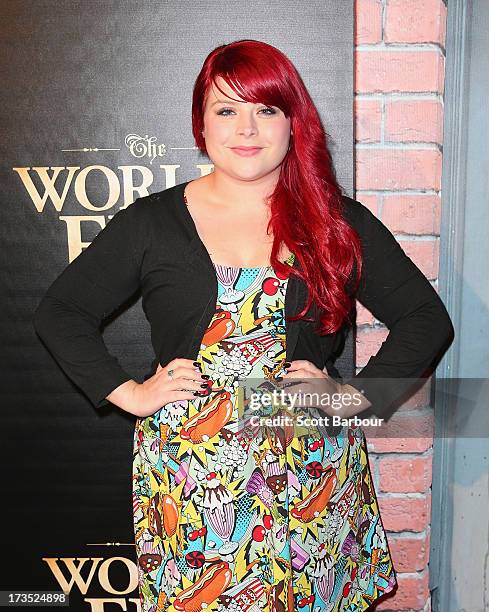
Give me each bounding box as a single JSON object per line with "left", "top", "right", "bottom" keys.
{"left": 354, "top": 1, "right": 447, "bottom": 610}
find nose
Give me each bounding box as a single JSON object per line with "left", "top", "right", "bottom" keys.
{"left": 236, "top": 111, "right": 258, "bottom": 137}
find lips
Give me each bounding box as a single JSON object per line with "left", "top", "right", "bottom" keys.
{"left": 230, "top": 146, "right": 262, "bottom": 157}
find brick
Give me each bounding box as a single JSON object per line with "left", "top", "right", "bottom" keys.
{"left": 356, "top": 50, "right": 444, "bottom": 94}
{"left": 355, "top": 193, "right": 379, "bottom": 216}
{"left": 372, "top": 379, "right": 432, "bottom": 411}
{"left": 385, "top": 0, "right": 447, "bottom": 45}
{"left": 375, "top": 571, "right": 429, "bottom": 609}
{"left": 366, "top": 411, "right": 434, "bottom": 453}
{"left": 378, "top": 455, "right": 432, "bottom": 493}
{"left": 369, "top": 436, "right": 432, "bottom": 454}
{"left": 385, "top": 99, "right": 443, "bottom": 144}
{"left": 355, "top": 98, "right": 382, "bottom": 142}
{"left": 389, "top": 532, "right": 430, "bottom": 572}
{"left": 399, "top": 238, "right": 439, "bottom": 280}
{"left": 357, "top": 300, "right": 375, "bottom": 326}
{"left": 356, "top": 327, "right": 389, "bottom": 366}
{"left": 382, "top": 195, "right": 441, "bottom": 235}
{"left": 355, "top": 0, "right": 383, "bottom": 44}
{"left": 377, "top": 493, "right": 432, "bottom": 532}
{"left": 402, "top": 382, "right": 432, "bottom": 410}
{"left": 439, "top": 1, "right": 447, "bottom": 49}
{"left": 356, "top": 149, "right": 442, "bottom": 191}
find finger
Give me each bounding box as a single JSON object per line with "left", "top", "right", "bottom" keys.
{"left": 180, "top": 365, "right": 210, "bottom": 383}
{"left": 175, "top": 357, "right": 203, "bottom": 369}
{"left": 163, "top": 364, "right": 204, "bottom": 382}
{"left": 288, "top": 359, "right": 313, "bottom": 369}
{"left": 174, "top": 390, "right": 202, "bottom": 401}
{"left": 279, "top": 380, "right": 306, "bottom": 391}
{"left": 282, "top": 368, "right": 309, "bottom": 378}
{"left": 286, "top": 360, "right": 320, "bottom": 376}
{"left": 286, "top": 364, "right": 325, "bottom": 379}
{"left": 169, "top": 377, "right": 209, "bottom": 392}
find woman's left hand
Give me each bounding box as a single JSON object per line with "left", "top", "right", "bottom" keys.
{"left": 279, "top": 359, "right": 370, "bottom": 418}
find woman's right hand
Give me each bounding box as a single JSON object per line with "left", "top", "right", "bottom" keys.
{"left": 134, "top": 358, "right": 210, "bottom": 417}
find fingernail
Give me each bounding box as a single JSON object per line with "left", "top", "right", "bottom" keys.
{"left": 201, "top": 374, "right": 210, "bottom": 379}
{"left": 200, "top": 383, "right": 207, "bottom": 388}
{"left": 276, "top": 376, "right": 283, "bottom": 382}
{"left": 193, "top": 361, "right": 201, "bottom": 367}
{"left": 284, "top": 362, "right": 292, "bottom": 368}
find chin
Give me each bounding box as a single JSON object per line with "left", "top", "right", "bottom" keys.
{"left": 232, "top": 170, "right": 270, "bottom": 181}
{"left": 230, "top": 162, "right": 283, "bottom": 178}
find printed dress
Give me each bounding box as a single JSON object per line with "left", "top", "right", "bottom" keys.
{"left": 132, "top": 254, "right": 397, "bottom": 612}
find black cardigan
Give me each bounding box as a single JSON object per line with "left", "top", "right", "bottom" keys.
{"left": 33, "top": 181, "right": 454, "bottom": 419}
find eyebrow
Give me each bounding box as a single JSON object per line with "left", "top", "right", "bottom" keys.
{"left": 210, "top": 99, "right": 243, "bottom": 107}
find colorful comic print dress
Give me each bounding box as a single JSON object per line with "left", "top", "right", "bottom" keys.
{"left": 132, "top": 254, "right": 397, "bottom": 612}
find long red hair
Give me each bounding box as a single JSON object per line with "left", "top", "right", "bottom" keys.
{"left": 191, "top": 39, "right": 362, "bottom": 335}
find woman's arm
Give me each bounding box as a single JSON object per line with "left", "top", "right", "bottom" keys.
{"left": 33, "top": 199, "right": 149, "bottom": 410}
{"left": 340, "top": 198, "right": 455, "bottom": 420}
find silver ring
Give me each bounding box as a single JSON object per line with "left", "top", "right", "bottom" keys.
{"left": 168, "top": 369, "right": 174, "bottom": 380}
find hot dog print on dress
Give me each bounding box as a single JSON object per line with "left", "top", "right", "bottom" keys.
{"left": 132, "top": 253, "right": 396, "bottom": 611}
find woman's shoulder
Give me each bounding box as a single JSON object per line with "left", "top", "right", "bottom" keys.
{"left": 128, "top": 182, "right": 185, "bottom": 216}
{"left": 340, "top": 194, "right": 370, "bottom": 226}
{"left": 340, "top": 194, "right": 390, "bottom": 241}
{"left": 120, "top": 182, "right": 190, "bottom": 248}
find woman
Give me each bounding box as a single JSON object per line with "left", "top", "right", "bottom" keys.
{"left": 34, "top": 40, "right": 454, "bottom": 611}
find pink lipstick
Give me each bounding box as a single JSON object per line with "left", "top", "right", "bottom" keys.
{"left": 230, "top": 146, "right": 262, "bottom": 157}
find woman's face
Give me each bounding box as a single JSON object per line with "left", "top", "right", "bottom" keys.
{"left": 202, "top": 76, "right": 292, "bottom": 182}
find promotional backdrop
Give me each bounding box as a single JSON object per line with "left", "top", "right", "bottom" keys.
{"left": 1, "top": 1, "right": 354, "bottom": 607}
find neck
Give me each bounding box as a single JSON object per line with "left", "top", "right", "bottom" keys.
{"left": 204, "top": 170, "right": 279, "bottom": 212}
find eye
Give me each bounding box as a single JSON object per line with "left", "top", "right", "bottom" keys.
{"left": 216, "top": 107, "right": 235, "bottom": 116}
{"left": 259, "top": 106, "right": 277, "bottom": 115}
{"left": 216, "top": 106, "right": 278, "bottom": 116}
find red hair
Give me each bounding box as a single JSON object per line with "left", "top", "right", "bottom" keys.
{"left": 191, "top": 39, "right": 362, "bottom": 335}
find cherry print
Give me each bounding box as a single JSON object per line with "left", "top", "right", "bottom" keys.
{"left": 188, "top": 526, "right": 207, "bottom": 541}
{"left": 298, "top": 595, "right": 315, "bottom": 607}
{"left": 132, "top": 234, "right": 396, "bottom": 607}
{"left": 262, "top": 277, "right": 280, "bottom": 296}
{"left": 263, "top": 514, "right": 273, "bottom": 530}
{"left": 274, "top": 268, "right": 289, "bottom": 280}
{"left": 309, "top": 438, "right": 324, "bottom": 452}
{"left": 252, "top": 525, "right": 266, "bottom": 542}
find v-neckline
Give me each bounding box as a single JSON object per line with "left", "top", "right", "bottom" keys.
{"left": 180, "top": 180, "right": 294, "bottom": 270}
{"left": 173, "top": 181, "right": 308, "bottom": 364}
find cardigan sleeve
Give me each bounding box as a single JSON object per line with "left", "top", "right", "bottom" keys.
{"left": 341, "top": 198, "right": 454, "bottom": 420}
{"left": 33, "top": 199, "right": 148, "bottom": 409}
